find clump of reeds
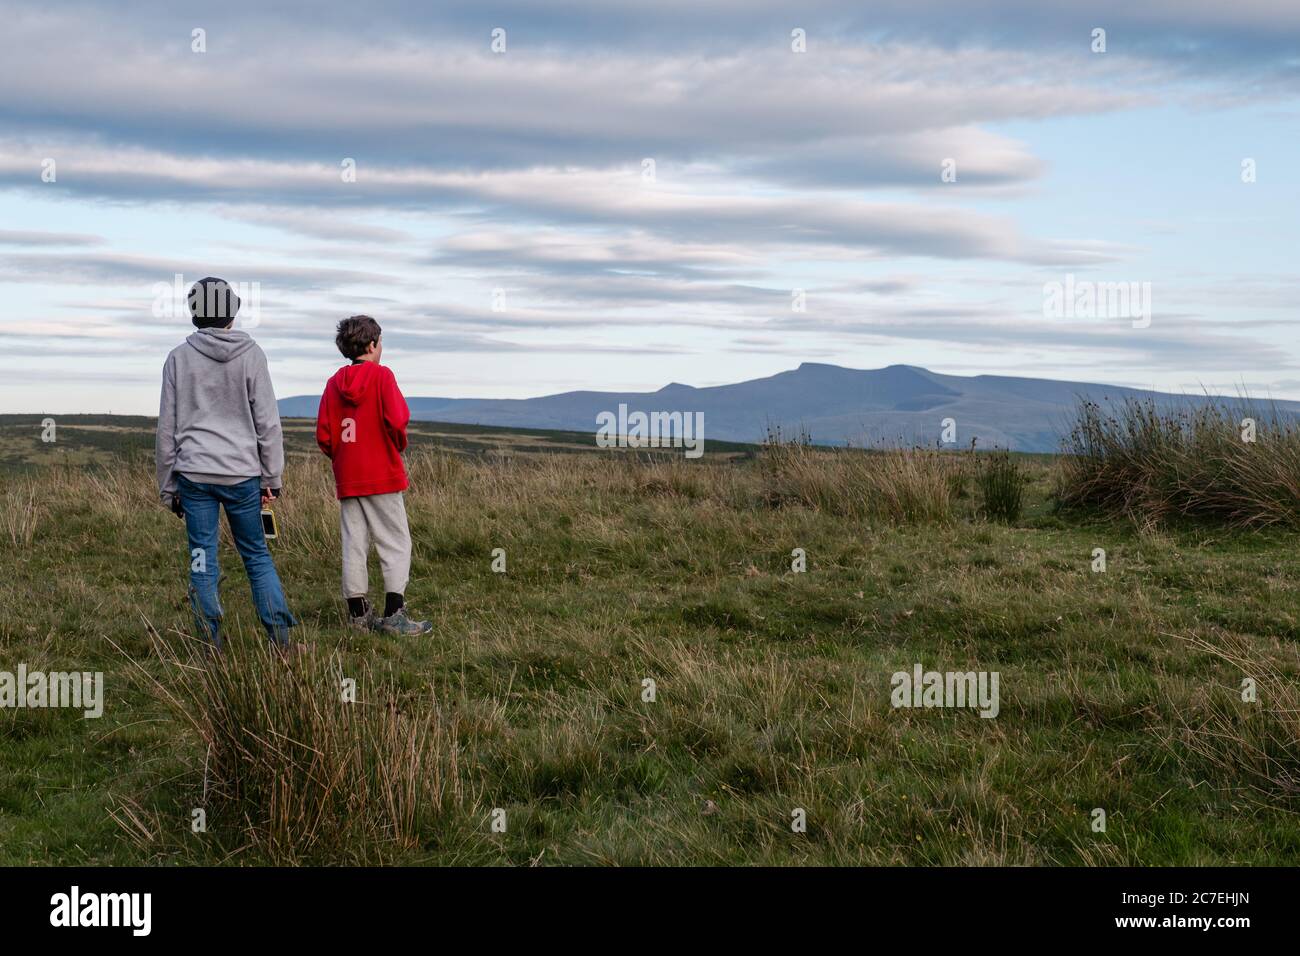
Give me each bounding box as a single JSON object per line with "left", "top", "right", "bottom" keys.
{"left": 128, "top": 628, "right": 473, "bottom": 863}
{"left": 1055, "top": 397, "right": 1300, "bottom": 528}
{"left": 976, "top": 449, "right": 1027, "bottom": 523}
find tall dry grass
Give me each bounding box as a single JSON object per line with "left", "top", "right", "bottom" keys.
{"left": 1170, "top": 631, "right": 1300, "bottom": 804}
{"left": 759, "top": 432, "right": 960, "bottom": 523}
{"left": 125, "top": 627, "right": 476, "bottom": 863}
{"left": 975, "top": 449, "right": 1027, "bottom": 523}
{"left": 276, "top": 439, "right": 965, "bottom": 534}
{"left": 2, "top": 479, "right": 40, "bottom": 548}
{"left": 1055, "top": 398, "right": 1300, "bottom": 528}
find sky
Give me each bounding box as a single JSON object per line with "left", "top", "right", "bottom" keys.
{"left": 1, "top": 0, "right": 1298, "bottom": 414}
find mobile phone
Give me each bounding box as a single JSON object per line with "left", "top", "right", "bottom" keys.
{"left": 261, "top": 508, "right": 278, "bottom": 539}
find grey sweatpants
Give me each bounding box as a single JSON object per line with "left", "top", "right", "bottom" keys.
{"left": 339, "top": 492, "right": 411, "bottom": 598}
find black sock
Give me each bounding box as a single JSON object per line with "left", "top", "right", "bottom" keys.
{"left": 347, "top": 596, "right": 369, "bottom": 618}
{"left": 383, "top": 592, "right": 404, "bottom": 617}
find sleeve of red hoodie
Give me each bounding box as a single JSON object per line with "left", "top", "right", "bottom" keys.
{"left": 315, "top": 383, "right": 334, "bottom": 459}
{"left": 381, "top": 367, "right": 410, "bottom": 452}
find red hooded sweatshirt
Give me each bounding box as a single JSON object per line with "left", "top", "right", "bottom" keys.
{"left": 315, "top": 361, "right": 410, "bottom": 499}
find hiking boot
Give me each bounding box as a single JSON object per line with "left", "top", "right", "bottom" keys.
{"left": 347, "top": 609, "right": 378, "bottom": 632}
{"left": 376, "top": 607, "right": 432, "bottom": 636}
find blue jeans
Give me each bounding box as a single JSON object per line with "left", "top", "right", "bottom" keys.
{"left": 178, "top": 475, "right": 296, "bottom": 647}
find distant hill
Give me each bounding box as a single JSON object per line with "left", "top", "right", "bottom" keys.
{"left": 278, "top": 362, "right": 1300, "bottom": 452}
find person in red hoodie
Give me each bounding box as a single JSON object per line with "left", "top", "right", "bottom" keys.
{"left": 316, "top": 316, "right": 432, "bottom": 635}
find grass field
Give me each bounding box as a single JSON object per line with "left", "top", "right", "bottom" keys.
{"left": 0, "top": 414, "right": 757, "bottom": 474}
{"left": 1, "top": 415, "right": 1298, "bottom": 865}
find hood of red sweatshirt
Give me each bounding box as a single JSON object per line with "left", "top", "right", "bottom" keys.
{"left": 330, "top": 361, "right": 382, "bottom": 405}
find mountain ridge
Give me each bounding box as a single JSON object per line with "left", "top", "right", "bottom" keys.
{"left": 278, "top": 363, "right": 1300, "bottom": 452}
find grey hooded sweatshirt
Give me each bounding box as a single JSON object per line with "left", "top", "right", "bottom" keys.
{"left": 155, "top": 328, "right": 284, "bottom": 501}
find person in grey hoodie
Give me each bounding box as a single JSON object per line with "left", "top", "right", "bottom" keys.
{"left": 155, "top": 277, "right": 297, "bottom": 648}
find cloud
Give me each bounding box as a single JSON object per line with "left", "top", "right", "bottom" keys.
{"left": 0, "top": 229, "right": 103, "bottom": 246}
{"left": 431, "top": 229, "right": 765, "bottom": 278}
{"left": 1, "top": 0, "right": 1296, "bottom": 408}
{"left": 215, "top": 206, "right": 415, "bottom": 244}
{"left": 0, "top": 11, "right": 1138, "bottom": 184}
{"left": 20, "top": 1, "right": 1300, "bottom": 67}
{"left": 0, "top": 145, "right": 1125, "bottom": 265}
{"left": 0, "top": 250, "right": 410, "bottom": 291}
{"left": 736, "top": 127, "right": 1047, "bottom": 190}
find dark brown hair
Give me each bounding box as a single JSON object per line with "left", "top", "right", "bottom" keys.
{"left": 335, "top": 315, "right": 382, "bottom": 360}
